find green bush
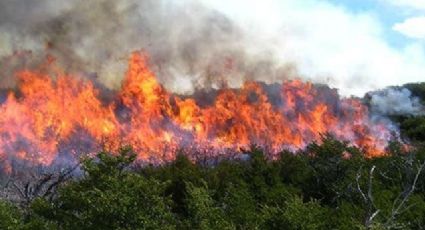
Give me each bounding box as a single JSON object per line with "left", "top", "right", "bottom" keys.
{"left": 3, "top": 136, "right": 424, "bottom": 230}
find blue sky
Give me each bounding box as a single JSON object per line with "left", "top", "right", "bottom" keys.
{"left": 327, "top": 0, "right": 403, "bottom": 46}
{"left": 326, "top": 0, "right": 421, "bottom": 48}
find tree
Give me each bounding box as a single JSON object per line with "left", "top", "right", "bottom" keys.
{"left": 184, "top": 181, "right": 234, "bottom": 230}
{"left": 31, "top": 147, "right": 176, "bottom": 230}
{"left": 260, "top": 195, "right": 329, "bottom": 230}
{"left": 0, "top": 200, "right": 22, "bottom": 230}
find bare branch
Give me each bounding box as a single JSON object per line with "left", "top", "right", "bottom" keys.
{"left": 357, "top": 165, "right": 380, "bottom": 228}
{"left": 356, "top": 166, "right": 367, "bottom": 203}
{"left": 385, "top": 160, "right": 425, "bottom": 227}
{"left": 3, "top": 163, "right": 80, "bottom": 207}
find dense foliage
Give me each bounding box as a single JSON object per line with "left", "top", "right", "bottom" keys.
{"left": 0, "top": 137, "right": 424, "bottom": 230}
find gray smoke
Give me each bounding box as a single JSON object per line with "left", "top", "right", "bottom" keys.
{"left": 368, "top": 88, "right": 424, "bottom": 116}
{"left": 0, "top": 0, "right": 296, "bottom": 93}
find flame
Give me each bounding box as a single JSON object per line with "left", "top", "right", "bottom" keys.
{"left": 0, "top": 51, "right": 394, "bottom": 170}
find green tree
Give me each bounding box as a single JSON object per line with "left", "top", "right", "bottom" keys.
{"left": 260, "top": 196, "right": 329, "bottom": 230}
{"left": 182, "top": 181, "right": 234, "bottom": 229}
{"left": 0, "top": 200, "right": 22, "bottom": 230}
{"left": 31, "top": 147, "right": 176, "bottom": 230}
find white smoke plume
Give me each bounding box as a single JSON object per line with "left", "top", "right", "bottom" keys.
{"left": 368, "top": 88, "right": 424, "bottom": 116}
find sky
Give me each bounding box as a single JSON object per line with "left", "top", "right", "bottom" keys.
{"left": 200, "top": 0, "right": 425, "bottom": 96}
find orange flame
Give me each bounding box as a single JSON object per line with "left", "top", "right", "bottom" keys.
{"left": 0, "top": 51, "right": 394, "bottom": 170}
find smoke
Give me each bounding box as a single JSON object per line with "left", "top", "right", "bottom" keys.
{"left": 368, "top": 87, "right": 424, "bottom": 116}
{"left": 2, "top": 0, "right": 425, "bottom": 99}
{"left": 0, "top": 0, "right": 296, "bottom": 93}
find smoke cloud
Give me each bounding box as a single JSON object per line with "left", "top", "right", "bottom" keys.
{"left": 2, "top": 0, "right": 425, "bottom": 98}
{"left": 0, "top": 0, "right": 296, "bottom": 94}
{"left": 368, "top": 87, "right": 424, "bottom": 116}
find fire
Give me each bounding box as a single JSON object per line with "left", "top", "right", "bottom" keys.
{"left": 0, "top": 51, "right": 394, "bottom": 171}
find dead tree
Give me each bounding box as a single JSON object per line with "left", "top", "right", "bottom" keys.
{"left": 2, "top": 164, "right": 80, "bottom": 208}
{"left": 384, "top": 160, "right": 425, "bottom": 229}
{"left": 356, "top": 160, "right": 425, "bottom": 229}
{"left": 356, "top": 165, "right": 380, "bottom": 228}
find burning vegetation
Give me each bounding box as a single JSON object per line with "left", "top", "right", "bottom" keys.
{"left": 0, "top": 51, "right": 397, "bottom": 173}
